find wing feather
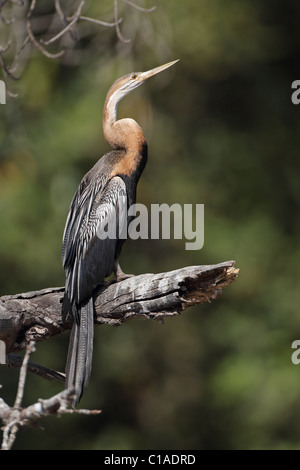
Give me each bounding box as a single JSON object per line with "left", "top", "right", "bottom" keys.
{"left": 63, "top": 176, "right": 127, "bottom": 305}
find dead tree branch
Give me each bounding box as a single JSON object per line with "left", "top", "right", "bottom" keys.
{"left": 0, "top": 261, "right": 239, "bottom": 358}
{"left": 0, "top": 261, "right": 238, "bottom": 449}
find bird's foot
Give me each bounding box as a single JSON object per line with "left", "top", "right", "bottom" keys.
{"left": 105, "top": 261, "right": 135, "bottom": 285}
{"left": 104, "top": 270, "right": 135, "bottom": 287}
{"left": 115, "top": 262, "right": 134, "bottom": 282}
{"left": 116, "top": 272, "right": 135, "bottom": 282}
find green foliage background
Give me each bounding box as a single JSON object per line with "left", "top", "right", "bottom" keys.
{"left": 1, "top": 0, "right": 300, "bottom": 449}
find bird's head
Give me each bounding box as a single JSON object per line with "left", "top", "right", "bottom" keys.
{"left": 106, "top": 60, "right": 179, "bottom": 111}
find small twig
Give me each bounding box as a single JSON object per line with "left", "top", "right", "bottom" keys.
{"left": 60, "top": 405, "right": 101, "bottom": 416}
{"left": 0, "top": 346, "right": 101, "bottom": 450}
{"left": 0, "top": 10, "right": 16, "bottom": 25}
{"left": 0, "top": 50, "right": 20, "bottom": 80}
{"left": 42, "top": 0, "right": 85, "bottom": 46}
{"left": 54, "top": 0, "right": 78, "bottom": 42}
{"left": 9, "top": 0, "right": 24, "bottom": 5}
{"left": 77, "top": 15, "right": 123, "bottom": 28}
{"left": 26, "top": 0, "right": 65, "bottom": 59}
{"left": 6, "top": 89, "right": 18, "bottom": 98}
{"left": 1, "top": 341, "right": 35, "bottom": 450}
{"left": 2, "top": 419, "right": 19, "bottom": 450}
{"left": 11, "top": 34, "right": 30, "bottom": 65}
{"left": 13, "top": 341, "right": 35, "bottom": 409}
{"left": 121, "top": 0, "right": 156, "bottom": 13}
{"left": 0, "top": 41, "right": 18, "bottom": 81}
{"left": 114, "top": 0, "right": 131, "bottom": 43}
{"left": 54, "top": 0, "right": 66, "bottom": 24}
{"left": 20, "top": 388, "right": 101, "bottom": 418}
{"left": 0, "top": 39, "right": 11, "bottom": 53}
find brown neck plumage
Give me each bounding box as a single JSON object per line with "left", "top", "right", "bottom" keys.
{"left": 103, "top": 90, "right": 146, "bottom": 153}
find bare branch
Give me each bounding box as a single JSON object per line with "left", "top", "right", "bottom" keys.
{"left": 13, "top": 341, "right": 35, "bottom": 409}
{"left": 10, "top": 34, "right": 30, "bottom": 67}
{"left": 78, "top": 15, "right": 123, "bottom": 28}
{"left": 1, "top": 375, "right": 101, "bottom": 450}
{"left": 114, "top": 0, "right": 130, "bottom": 43}
{"left": 9, "top": 0, "right": 24, "bottom": 5}
{"left": 1, "top": 341, "right": 35, "bottom": 450}
{"left": 54, "top": 0, "right": 66, "bottom": 24}
{"left": 54, "top": 0, "right": 77, "bottom": 42}
{"left": 41, "top": 0, "right": 85, "bottom": 46}
{"left": 0, "top": 49, "right": 19, "bottom": 80}
{"left": 0, "top": 39, "right": 11, "bottom": 52}
{"left": 0, "top": 262, "right": 239, "bottom": 355}
{"left": 121, "top": 0, "right": 156, "bottom": 13}
{"left": 20, "top": 388, "right": 101, "bottom": 417}
{"left": 1, "top": 336, "right": 101, "bottom": 450}
{"left": 0, "top": 9, "right": 16, "bottom": 25}
{"left": 26, "top": 0, "right": 65, "bottom": 59}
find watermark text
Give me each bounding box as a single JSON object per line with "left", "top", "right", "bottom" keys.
{"left": 97, "top": 201, "right": 204, "bottom": 251}
{"left": 291, "top": 340, "right": 300, "bottom": 364}
{"left": 291, "top": 80, "right": 300, "bottom": 105}
{"left": 0, "top": 79, "right": 6, "bottom": 104}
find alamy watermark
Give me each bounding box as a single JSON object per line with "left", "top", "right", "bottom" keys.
{"left": 0, "top": 340, "right": 5, "bottom": 364}
{"left": 291, "top": 340, "right": 300, "bottom": 364}
{"left": 96, "top": 199, "right": 204, "bottom": 251}
{"left": 291, "top": 81, "right": 300, "bottom": 105}
{"left": 0, "top": 79, "right": 6, "bottom": 104}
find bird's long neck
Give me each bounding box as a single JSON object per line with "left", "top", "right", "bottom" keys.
{"left": 103, "top": 93, "right": 146, "bottom": 153}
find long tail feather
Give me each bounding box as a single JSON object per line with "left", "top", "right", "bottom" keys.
{"left": 65, "top": 297, "right": 94, "bottom": 406}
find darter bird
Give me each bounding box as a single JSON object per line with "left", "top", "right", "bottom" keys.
{"left": 62, "top": 60, "right": 179, "bottom": 406}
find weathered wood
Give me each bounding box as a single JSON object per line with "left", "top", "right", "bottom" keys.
{"left": 0, "top": 261, "right": 239, "bottom": 354}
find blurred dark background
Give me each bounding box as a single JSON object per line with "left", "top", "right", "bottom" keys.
{"left": 1, "top": 0, "right": 300, "bottom": 449}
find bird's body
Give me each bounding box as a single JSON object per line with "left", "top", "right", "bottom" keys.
{"left": 62, "top": 60, "right": 178, "bottom": 406}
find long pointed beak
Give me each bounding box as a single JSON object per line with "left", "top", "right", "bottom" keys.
{"left": 139, "top": 59, "right": 179, "bottom": 83}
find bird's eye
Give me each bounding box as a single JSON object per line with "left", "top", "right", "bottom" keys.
{"left": 131, "top": 73, "right": 137, "bottom": 80}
